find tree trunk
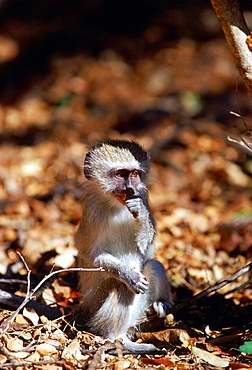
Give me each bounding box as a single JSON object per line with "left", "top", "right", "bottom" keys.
{"left": 210, "top": 0, "right": 252, "bottom": 96}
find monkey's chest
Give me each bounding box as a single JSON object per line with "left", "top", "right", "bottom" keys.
{"left": 103, "top": 230, "right": 138, "bottom": 255}
{"left": 105, "top": 209, "right": 137, "bottom": 242}
{"left": 103, "top": 216, "right": 141, "bottom": 263}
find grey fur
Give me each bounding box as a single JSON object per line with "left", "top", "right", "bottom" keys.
{"left": 75, "top": 139, "right": 173, "bottom": 351}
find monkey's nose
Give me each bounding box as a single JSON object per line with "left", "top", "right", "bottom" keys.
{"left": 125, "top": 187, "right": 134, "bottom": 196}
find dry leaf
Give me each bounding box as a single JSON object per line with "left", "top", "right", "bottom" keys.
{"left": 50, "top": 329, "right": 68, "bottom": 344}
{"left": 209, "top": 334, "right": 242, "bottom": 347}
{"left": 229, "top": 362, "right": 252, "bottom": 369}
{"left": 53, "top": 245, "right": 77, "bottom": 268}
{"left": 33, "top": 327, "right": 42, "bottom": 339}
{"left": 136, "top": 328, "right": 191, "bottom": 345}
{"left": 36, "top": 343, "right": 58, "bottom": 356}
{"left": 42, "top": 288, "right": 57, "bottom": 306}
{"left": 62, "top": 340, "right": 82, "bottom": 361}
{"left": 44, "top": 339, "right": 62, "bottom": 348}
{"left": 52, "top": 278, "right": 71, "bottom": 298}
{"left": 23, "top": 307, "right": 39, "bottom": 326}
{"left": 6, "top": 337, "right": 23, "bottom": 352}
{"left": 15, "top": 314, "right": 30, "bottom": 325}
{"left": 80, "top": 333, "right": 94, "bottom": 346}
{"left": 0, "top": 36, "right": 19, "bottom": 63}
{"left": 191, "top": 346, "right": 229, "bottom": 368}
{"left": 141, "top": 356, "right": 176, "bottom": 366}
{"left": 38, "top": 366, "right": 62, "bottom": 370}
{"left": 11, "top": 351, "right": 30, "bottom": 359}
{"left": 114, "top": 359, "right": 131, "bottom": 369}
{"left": 20, "top": 331, "right": 32, "bottom": 341}
{"left": 0, "top": 354, "right": 7, "bottom": 364}
{"left": 26, "top": 351, "right": 40, "bottom": 362}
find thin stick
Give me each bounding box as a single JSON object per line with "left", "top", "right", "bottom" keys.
{"left": 0, "top": 359, "right": 64, "bottom": 369}
{"left": 230, "top": 110, "right": 252, "bottom": 123}
{"left": 170, "top": 262, "right": 252, "bottom": 314}
{"left": 0, "top": 279, "right": 28, "bottom": 285}
{"left": 17, "top": 252, "right": 31, "bottom": 302}
{"left": 0, "top": 254, "right": 103, "bottom": 337}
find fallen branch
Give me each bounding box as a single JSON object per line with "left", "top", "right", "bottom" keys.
{"left": 0, "top": 260, "right": 103, "bottom": 336}
{"left": 170, "top": 262, "right": 252, "bottom": 314}
{"left": 0, "top": 288, "right": 64, "bottom": 320}
{"left": 0, "top": 359, "right": 64, "bottom": 369}
{"left": 0, "top": 279, "right": 28, "bottom": 285}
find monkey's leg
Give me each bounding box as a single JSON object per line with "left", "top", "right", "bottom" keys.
{"left": 86, "top": 277, "right": 166, "bottom": 353}
{"left": 143, "top": 259, "right": 173, "bottom": 317}
{"left": 106, "top": 288, "right": 161, "bottom": 352}
{"left": 86, "top": 279, "right": 145, "bottom": 338}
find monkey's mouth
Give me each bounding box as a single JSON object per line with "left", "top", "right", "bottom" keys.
{"left": 114, "top": 189, "right": 135, "bottom": 205}
{"left": 116, "top": 193, "right": 127, "bottom": 205}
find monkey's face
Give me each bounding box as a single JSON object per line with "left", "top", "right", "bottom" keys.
{"left": 111, "top": 169, "right": 142, "bottom": 205}
{"left": 83, "top": 140, "right": 149, "bottom": 202}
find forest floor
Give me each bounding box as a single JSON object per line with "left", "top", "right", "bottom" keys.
{"left": 0, "top": 1, "right": 251, "bottom": 369}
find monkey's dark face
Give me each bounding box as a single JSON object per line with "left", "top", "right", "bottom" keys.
{"left": 111, "top": 168, "right": 142, "bottom": 205}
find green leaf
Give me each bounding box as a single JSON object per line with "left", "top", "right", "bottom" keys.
{"left": 239, "top": 341, "right": 252, "bottom": 354}
{"left": 56, "top": 92, "right": 73, "bottom": 108}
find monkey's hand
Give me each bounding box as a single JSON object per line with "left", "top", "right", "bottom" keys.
{"left": 125, "top": 195, "right": 147, "bottom": 220}
{"left": 119, "top": 267, "right": 149, "bottom": 294}
{"left": 94, "top": 253, "right": 149, "bottom": 294}
{"left": 125, "top": 195, "right": 155, "bottom": 255}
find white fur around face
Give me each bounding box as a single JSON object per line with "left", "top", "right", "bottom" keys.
{"left": 84, "top": 142, "right": 148, "bottom": 189}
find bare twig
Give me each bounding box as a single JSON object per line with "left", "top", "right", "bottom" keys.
{"left": 0, "top": 359, "right": 64, "bottom": 369}
{"left": 227, "top": 119, "right": 252, "bottom": 154}
{"left": 230, "top": 110, "right": 252, "bottom": 124}
{"left": 227, "top": 132, "right": 252, "bottom": 154}
{"left": 0, "top": 279, "right": 28, "bottom": 285}
{"left": 0, "top": 254, "right": 103, "bottom": 337}
{"left": 17, "top": 252, "right": 31, "bottom": 301}
{"left": 223, "top": 278, "right": 252, "bottom": 296}
{"left": 170, "top": 262, "right": 252, "bottom": 314}
{"left": 0, "top": 288, "right": 65, "bottom": 320}
{"left": 210, "top": 0, "right": 252, "bottom": 96}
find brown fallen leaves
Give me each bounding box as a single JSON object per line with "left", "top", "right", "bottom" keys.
{"left": 0, "top": 4, "right": 252, "bottom": 368}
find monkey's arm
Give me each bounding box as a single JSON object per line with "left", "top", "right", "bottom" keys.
{"left": 93, "top": 253, "right": 149, "bottom": 294}
{"left": 125, "top": 195, "right": 155, "bottom": 255}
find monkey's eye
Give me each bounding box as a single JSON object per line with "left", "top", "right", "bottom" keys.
{"left": 115, "top": 170, "right": 126, "bottom": 178}
{"left": 131, "top": 171, "right": 140, "bottom": 178}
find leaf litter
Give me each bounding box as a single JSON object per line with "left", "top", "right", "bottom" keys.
{"left": 0, "top": 2, "right": 252, "bottom": 369}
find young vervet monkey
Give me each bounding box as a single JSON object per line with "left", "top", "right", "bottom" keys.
{"left": 75, "top": 139, "right": 173, "bottom": 351}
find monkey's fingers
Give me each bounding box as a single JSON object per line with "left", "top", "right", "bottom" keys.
{"left": 123, "top": 269, "right": 149, "bottom": 294}
{"left": 134, "top": 276, "right": 149, "bottom": 294}
{"left": 126, "top": 195, "right": 141, "bottom": 200}
{"left": 125, "top": 196, "right": 142, "bottom": 218}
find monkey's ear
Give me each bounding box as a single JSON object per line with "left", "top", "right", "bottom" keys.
{"left": 83, "top": 153, "right": 93, "bottom": 180}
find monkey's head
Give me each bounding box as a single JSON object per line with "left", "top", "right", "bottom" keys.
{"left": 84, "top": 139, "right": 150, "bottom": 204}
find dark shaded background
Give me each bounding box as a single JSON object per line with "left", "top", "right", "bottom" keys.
{"left": 0, "top": 0, "right": 249, "bottom": 102}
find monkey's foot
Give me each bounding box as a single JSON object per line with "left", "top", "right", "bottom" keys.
{"left": 121, "top": 336, "right": 165, "bottom": 353}
{"left": 152, "top": 301, "right": 172, "bottom": 318}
